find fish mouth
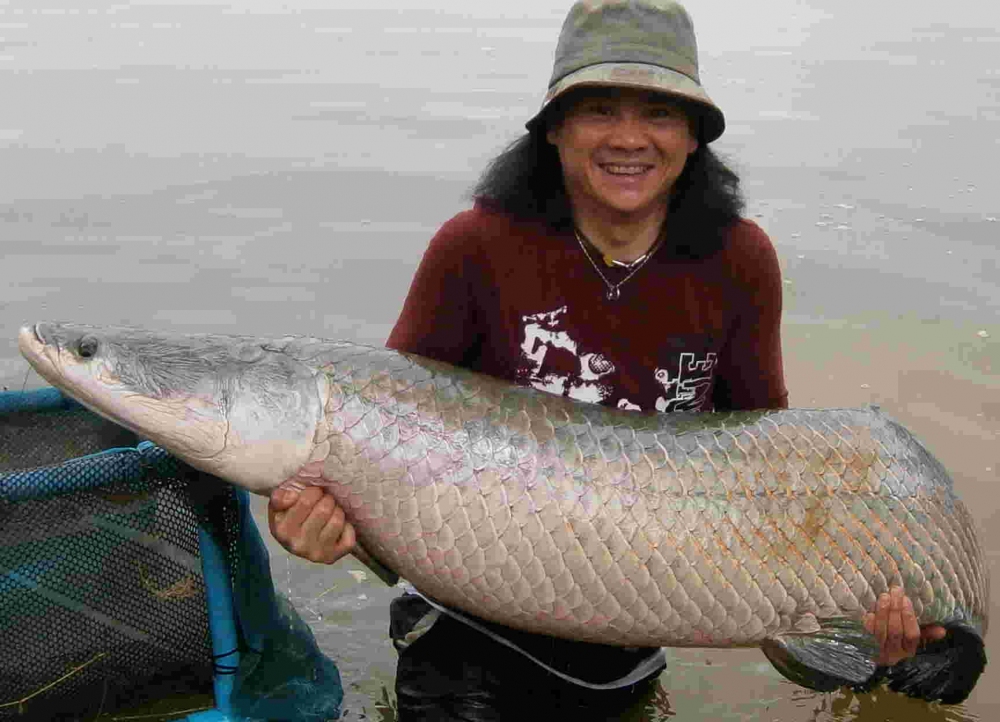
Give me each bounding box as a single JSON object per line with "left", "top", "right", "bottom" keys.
{"left": 18, "top": 323, "right": 46, "bottom": 356}
{"left": 17, "top": 322, "right": 73, "bottom": 388}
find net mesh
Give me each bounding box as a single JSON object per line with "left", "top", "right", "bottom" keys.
{"left": 0, "top": 389, "right": 343, "bottom": 721}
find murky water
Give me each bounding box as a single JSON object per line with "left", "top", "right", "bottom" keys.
{"left": 1, "top": 1, "right": 998, "bottom": 719}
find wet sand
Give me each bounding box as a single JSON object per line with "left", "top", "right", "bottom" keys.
{"left": 1, "top": 1, "right": 998, "bottom": 719}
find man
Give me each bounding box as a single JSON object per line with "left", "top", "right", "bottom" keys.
{"left": 270, "top": 1, "right": 945, "bottom": 718}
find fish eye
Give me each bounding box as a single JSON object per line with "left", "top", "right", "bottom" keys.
{"left": 77, "top": 336, "right": 100, "bottom": 359}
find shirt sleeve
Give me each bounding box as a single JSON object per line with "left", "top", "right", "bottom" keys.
{"left": 385, "top": 211, "right": 485, "bottom": 367}
{"left": 711, "top": 221, "right": 789, "bottom": 411}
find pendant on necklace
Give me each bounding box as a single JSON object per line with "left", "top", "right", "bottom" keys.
{"left": 606, "top": 287, "right": 621, "bottom": 301}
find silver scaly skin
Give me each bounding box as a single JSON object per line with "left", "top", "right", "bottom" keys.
{"left": 18, "top": 323, "right": 989, "bottom": 703}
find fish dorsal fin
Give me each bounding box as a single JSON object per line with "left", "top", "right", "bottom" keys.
{"left": 761, "top": 617, "right": 879, "bottom": 691}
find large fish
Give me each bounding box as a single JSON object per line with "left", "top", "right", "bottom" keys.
{"left": 17, "top": 322, "right": 988, "bottom": 703}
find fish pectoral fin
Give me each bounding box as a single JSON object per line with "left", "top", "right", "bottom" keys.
{"left": 761, "top": 618, "right": 879, "bottom": 692}
{"left": 351, "top": 542, "right": 400, "bottom": 587}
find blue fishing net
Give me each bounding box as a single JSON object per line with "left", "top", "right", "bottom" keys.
{"left": 0, "top": 388, "right": 343, "bottom": 721}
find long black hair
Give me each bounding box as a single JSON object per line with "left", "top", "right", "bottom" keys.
{"left": 472, "top": 92, "right": 745, "bottom": 261}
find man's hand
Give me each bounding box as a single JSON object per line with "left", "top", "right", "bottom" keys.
{"left": 268, "top": 484, "right": 355, "bottom": 564}
{"left": 862, "top": 586, "right": 948, "bottom": 666}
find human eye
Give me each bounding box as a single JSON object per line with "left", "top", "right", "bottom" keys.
{"left": 578, "top": 101, "right": 614, "bottom": 117}
{"left": 648, "top": 105, "right": 680, "bottom": 120}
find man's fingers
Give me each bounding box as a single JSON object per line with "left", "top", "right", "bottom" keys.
{"left": 326, "top": 519, "right": 356, "bottom": 560}
{"left": 265, "top": 486, "right": 353, "bottom": 564}
{"left": 316, "top": 501, "right": 348, "bottom": 546}
{"left": 269, "top": 486, "right": 323, "bottom": 546}
{"left": 317, "top": 505, "right": 355, "bottom": 563}
{"left": 884, "top": 587, "right": 905, "bottom": 650}
{"left": 873, "top": 592, "right": 890, "bottom": 647}
{"left": 901, "top": 596, "right": 921, "bottom": 657}
{"left": 281, "top": 486, "right": 324, "bottom": 530}
{"left": 269, "top": 487, "right": 299, "bottom": 512}
{"left": 868, "top": 587, "right": 946, "bottom": 666}
{"left": 297, "top": 493, "right": 337, "bottom": 544}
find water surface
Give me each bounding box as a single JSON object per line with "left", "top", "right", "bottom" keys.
{"left": 1, "top": 1, "right": 997, "bottom": 719}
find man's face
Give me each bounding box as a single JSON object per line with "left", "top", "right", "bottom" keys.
{"left": 546, "top": 87, "right": 698, "bottom": 223}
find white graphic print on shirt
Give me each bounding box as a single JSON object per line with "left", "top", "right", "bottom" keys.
{"left": 518, "top": 306, "right": 615, "bottom": 404}
{"left": 517, "top": 307, "right": 718, "bottom": 411}
{"left": 652, "top": 352, "right": 718, "bottom": 412}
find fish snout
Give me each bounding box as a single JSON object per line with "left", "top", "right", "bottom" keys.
{"left": 18, "top": 323, "right": 50, "bottom": 358}
{"left": 18, "top": 323, "right": 46, "bottom": 348}
{"left": 19, "top": 323, "right": 107, "bottom": 370}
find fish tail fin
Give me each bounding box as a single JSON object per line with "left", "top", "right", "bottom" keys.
{"left": 761, "top": 618, "right": 879, "bottom": 692}
{"left": 860, "top": 624, "right": 987, "bottom": 705}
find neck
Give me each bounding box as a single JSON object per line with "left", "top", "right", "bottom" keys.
{"left": 572, "top": 205, "right": 668, "bottom": 263}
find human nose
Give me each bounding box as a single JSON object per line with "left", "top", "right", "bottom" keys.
{"left": 605, "top": 111, "right": 648, "bottom": 150}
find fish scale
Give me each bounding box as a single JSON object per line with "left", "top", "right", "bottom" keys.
{"left": 17, "top": 324, "right": 989, "bottom": 702}
{"left": 309, "top": 346, "right": 988, "bottom": 646}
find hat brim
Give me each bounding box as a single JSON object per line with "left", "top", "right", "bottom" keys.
{"left": 525, "top": 62, "right": 725, "bottom": 144}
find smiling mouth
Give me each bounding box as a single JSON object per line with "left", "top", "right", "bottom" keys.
{"left": 600, "top": 163, "right": 653, "bottom": 176}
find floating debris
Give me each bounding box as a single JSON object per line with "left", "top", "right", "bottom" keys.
{"left": 988, "top": 217, "right": 998, "bottom": 223}
{"left": 348, "top": 570, "right": 368, "bottom": 583}
{"left": 860, "top": 384, "right": 871, "bottom": 389}
{"left": 790, "top": 233, "right": 801, "bottom": 238}
{"left": 835, "top": 203, "right": 855, "bottom": 210}
{"left": 915, "top": 218, "right": 925, "bottom": 222}
{"left": 977, "top": 330, "right": 990, "bottom": 338}
{"left": 815, "top": 221, "right": 828, "bottom": 227}
{"left": 783, "top": 280, "right": 793, "bottom": 285}
{"left": 834, "top": 224, "right": 852, "bottom": 231}
{"left": 796, "top": 255, "right": 805, "bottom": 259}
{"left": 358, "top": 593, "right": 368, "bottom": 601}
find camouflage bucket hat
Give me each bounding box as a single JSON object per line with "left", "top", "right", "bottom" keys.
{"left": 527, "top": 0, "right": 725, "bottom": 143}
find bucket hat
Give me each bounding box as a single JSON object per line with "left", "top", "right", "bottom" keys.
{"left": 526, "top": 0, "right": 725, "bottom": 143}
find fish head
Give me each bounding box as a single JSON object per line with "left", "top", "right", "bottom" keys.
{"left": 18, "top": 322, "right": 326, "bottom": 494}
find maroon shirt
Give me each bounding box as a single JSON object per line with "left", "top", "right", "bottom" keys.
{"left": 387, "top": 203, "right": 788, "bottom": 412}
